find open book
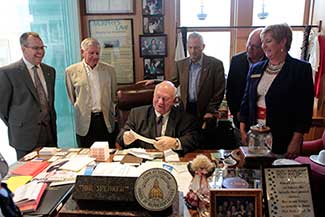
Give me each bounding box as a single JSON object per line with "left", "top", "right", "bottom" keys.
{"left": 13, "top": 180, "right": 47, "bottom": 213}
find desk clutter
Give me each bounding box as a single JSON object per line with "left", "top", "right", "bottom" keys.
{"left": 2, "top": 147, "right": 317, "bottom": 216}
{"left": 3, "top": 147, "right": 190, "bottom": 215}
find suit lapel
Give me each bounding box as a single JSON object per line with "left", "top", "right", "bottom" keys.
{"left": 40, "top": 64, "right": 53, "bottom": 105}
{"left": 165, "top": 109, "right": 176, "bottom": 136}
{"left": 198, "top": 54, "right": 208, "bottom": 96}
{"left": 148, "top": 106, "right": 158, "bottom": 138}
{"left": 182, "top": 60, "right": 190, "bottom": 103}
{"left": 19, "top": 60, "right": 39, "bottom": 102}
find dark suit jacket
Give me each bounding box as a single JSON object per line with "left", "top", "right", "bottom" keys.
{"left": 116, "top": 105, "right": 199, "bottom": 154}
{"left": 0, "top": 59, "right": 57, "bottom": 152}
{"left": 226, "top": 52, "right": 250, "bottom": 127}
{"left": 170, "top": 54, "right": 225, "bottom": 118}
{"left": 239, "top": 55, "right": 314, "bottom": 154}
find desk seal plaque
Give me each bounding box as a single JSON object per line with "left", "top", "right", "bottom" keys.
{"left": 134, "top": 168, "right": 177, "bottom": 212}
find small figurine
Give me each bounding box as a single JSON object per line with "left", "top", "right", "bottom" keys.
{"left": 185, "top": 154, "right": 216, "bottom": 214}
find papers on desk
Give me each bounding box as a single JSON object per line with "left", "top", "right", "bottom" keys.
{"left": 59, "top": 156, "right": 95, "bottom": 172}
{"left": 164, "top": 149, "right": 180, "bottom": 162}
{"left": 7, "top": 176, "right": 33, "bottom": 193}
{"left": 92, "top": 162, "right": 139, "bottom": 177}
{"left": 13, "top": 180, "right": 47, "bottom": 212}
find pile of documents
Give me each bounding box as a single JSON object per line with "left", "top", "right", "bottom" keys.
{"left": 90, "top": 142, "right": 110, "bottom": 161}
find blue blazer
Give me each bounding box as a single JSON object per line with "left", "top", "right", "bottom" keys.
{"left": 240, "top": 55, "right": 314, "bottom": 154}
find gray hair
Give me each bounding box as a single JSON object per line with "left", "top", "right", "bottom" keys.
{"left": 188, "top": 32, "right": 204, "bottom": 45}
{"left": 81, "top": 37, "right": 101, "bottom": 50}
{"left": 261, "top": 23, "right": 292, "bottom": 51}
{"left": 19, "top": 32, "right": 42, "bottom": 46}
{"left": 155, "top": 81, "right": 177, "bottom": 98}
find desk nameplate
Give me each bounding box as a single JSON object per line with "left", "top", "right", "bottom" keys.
{"left": 73, "top": 175, "right": 137, "bottom": 202}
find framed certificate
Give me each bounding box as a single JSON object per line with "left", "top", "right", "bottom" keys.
{"left": 262, "top": 165, "right": 315, "bottom": 217}
{"left": 85, "top": 0, "right": 135, "bottom": 14}
{"left": 89, "top": 19, "right": 134, "bottom": 84}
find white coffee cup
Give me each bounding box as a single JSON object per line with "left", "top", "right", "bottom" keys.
{"left": 317, "top": 150, "right": 325, "bottom": 164}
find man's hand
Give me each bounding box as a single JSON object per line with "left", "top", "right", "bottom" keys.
{"left": 123, "top": 131, "right": 137, "bottom": 145}
{"left": 203, "top": 113, "right": 214, "bottom": 119}
{"left": 154, "top": 136, "right": 177, "bottom": 151}
{"left": 136, "top": 79, "right": 154, "bottom": 86}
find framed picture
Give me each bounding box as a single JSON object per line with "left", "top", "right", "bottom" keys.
{"left": 142, "top": 0, "right": 164, "bottom": 15}
{"left": 140, "top": 35, "right": 167, "bottom": 57}
{"left": 89, "top": 19, "right": 135, "bottom": 84}
{"left": 144, "top": 58, "right": 164, "bottom": 80}
{"left": 85, "top": 0, "right": 135, "bottom": 14}
{"left": 263, "top": 165, "right": 315, "bottom": 217}
{"left": 210, "top": 189, "right": 262, "bottom": 217}
{"left": 143, "top": 16, "right": 164, "bottom": 34}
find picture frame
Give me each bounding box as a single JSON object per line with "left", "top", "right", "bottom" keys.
{"left": 262, "top": 165, "right": 315, "bottom": 217}
{"left": 143, "top": 58, "right": 164, "bottom": 80}
{"left": 85, "top": 0, "right": 135, "bottom": 14}
{"left": 89, "top": 19, "right": 135, "bottom": 84}
{"left": 142, "top": 0, "right": 164, "bottom": 15}
{"left": 210, "top": 189, "right": 262, "bottom": 217}
{"left": 143, "top": 16, "right": 164, "bottom": 34}
{"left": 140, "top": 34, "right": 167, "bottom": 57}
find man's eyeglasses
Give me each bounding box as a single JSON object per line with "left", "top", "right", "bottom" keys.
{"left": 24, "top": 45, "right": 47, "bottom": 51}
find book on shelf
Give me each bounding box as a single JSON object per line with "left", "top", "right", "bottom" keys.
{"left": 13, "top": 181, "right": 47, "bottom": 213}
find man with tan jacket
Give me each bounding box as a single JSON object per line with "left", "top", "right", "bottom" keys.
{"left": 65, "top": 38, "right": 117, "bottom": 147}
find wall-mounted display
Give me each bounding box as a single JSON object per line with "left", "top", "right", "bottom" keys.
{"left": 142, "top": 0, "right": 164, "bottom": 15}
{"left": 89, "top": 19, "right": 134, "bottom": 84}
{"left": 143, "top": 16, "right": 164, "bottom": 34}
{"left": 85, "top": 0, "right": 135, "bottom": 14}
{"left": 140, "top": 34, "right": 167, "bottom": 57}
{"left": 143, "top": 58, "right": 164, "bottom": 80}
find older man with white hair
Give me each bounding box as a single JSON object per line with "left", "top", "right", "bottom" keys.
{"left": 65, "top": 37, "right": 117, "bottom": 148}
{"left": 117, "top": 81, "right": 199, "bottom": 154}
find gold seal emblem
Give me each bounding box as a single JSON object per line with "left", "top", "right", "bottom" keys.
{"left": 134, "top": 168, "right": 177, "bottom": 211}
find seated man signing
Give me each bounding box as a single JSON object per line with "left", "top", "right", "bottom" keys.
{"left": 116, "top": 81, "right": 199, "bottom": 154}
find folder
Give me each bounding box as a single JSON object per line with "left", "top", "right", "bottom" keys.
{"left": 11, "top": 161, "right": 49, "bottom": 177}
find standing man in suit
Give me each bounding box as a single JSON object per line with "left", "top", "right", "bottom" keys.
{"left": 117, "top": 81, "right": 199, "bottom": 155}
{"left": 65, "top": 38, "right": 117, "bottom": 148}
{"left": 0, "top": 32, "right": 57, "bottom": 159}
{"left": 226, "top": 28, "right": 265, "bottom": 128}
{"left": 171, "top": 32, "right": 225, "bottom": 121}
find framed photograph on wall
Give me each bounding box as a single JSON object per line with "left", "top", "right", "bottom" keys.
{"left": 140, "top": 34, "right": 167, "bottom": 57}
{"left": 143, "top": 16, "right": 164, "bottom": 34}
{"left": 210, "top": 189, "right": 262, "bottom": 217}
{"left": 85, "top": 0, "right": 135, "bottom": 14}
{"left": 142, "top": 0, "right": 164, "bottom": 15}
{"left": 143, "top": 58, "right": 164, "bottom": 80}
{"left": 89, "top": 19, "right": 134, "bottom": 84}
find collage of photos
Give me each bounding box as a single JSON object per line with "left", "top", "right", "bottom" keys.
{"left": 141, "top": 0, "right": 165, "bottom": 80}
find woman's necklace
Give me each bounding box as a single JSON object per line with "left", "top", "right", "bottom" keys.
{"left": 266, "top": 61, "right": 285, "bottom": 75}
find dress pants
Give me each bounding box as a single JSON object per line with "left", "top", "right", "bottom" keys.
{"left": 76, "top": 112, "right": 117, "bottom": 148}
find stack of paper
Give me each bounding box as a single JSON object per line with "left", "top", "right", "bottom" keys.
{"left": 39, "top": 147, "right": 59, "bottom": 155}
{"left": 13, "top": 180, "right": 47, "bottom": 213}
{"left": 90, "top": 142, "right": 109, "bottom": 161}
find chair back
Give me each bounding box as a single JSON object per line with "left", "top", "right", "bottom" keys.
{"left": 116, "top": 83, "right": 156, "bottom": 128}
